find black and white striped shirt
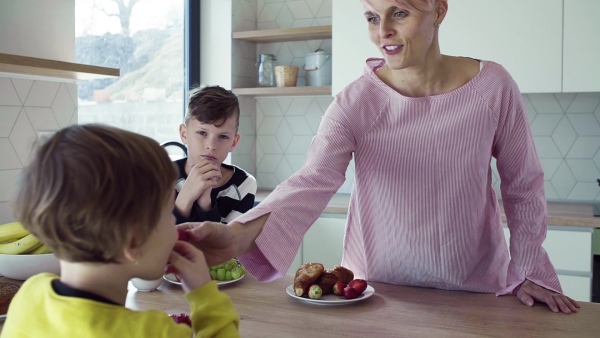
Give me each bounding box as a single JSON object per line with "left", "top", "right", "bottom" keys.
{"left": 173, "top": 158, "right": 257, "bottom": 224}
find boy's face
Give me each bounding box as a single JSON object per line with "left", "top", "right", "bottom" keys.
{"left": 179, "top": 116, "right": 240, "bottom": 167}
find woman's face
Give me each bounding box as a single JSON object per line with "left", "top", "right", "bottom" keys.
{"left": 362, "top": 0, "right": 444, "bottom": 70}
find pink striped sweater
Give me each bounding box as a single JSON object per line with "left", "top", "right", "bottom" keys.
{"left": 236, "top": 58, "right": 561, "bottom": 295}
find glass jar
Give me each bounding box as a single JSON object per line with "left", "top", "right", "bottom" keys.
{"left": 257, "top": 54, "right": 277, "bottom": 87}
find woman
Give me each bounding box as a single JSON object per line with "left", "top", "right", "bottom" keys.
{"left": 180, "top": 0, "right": 579, "bottom": 314}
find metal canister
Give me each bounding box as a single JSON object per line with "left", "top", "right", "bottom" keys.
{"left": 257, "top": 54, "right": 277, "bottom": 87}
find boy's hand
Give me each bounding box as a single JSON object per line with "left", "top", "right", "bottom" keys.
{"left": 175, "top": 160, "right": 221, "bottom": 216}
{"left": 165, "top": 241, "right": 212, "bottom": 293}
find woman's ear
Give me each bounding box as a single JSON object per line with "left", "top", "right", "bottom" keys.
{"left": 435, "top": 0, "right": 448, "bottom": 26}
{"left": 179, "top": 123, "right": 188, "bottom": 144}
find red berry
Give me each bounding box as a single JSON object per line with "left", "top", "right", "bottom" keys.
{"left": 348, "top": 279, "right": 368, "bottom": 294}
{"left": 177, "top": 229, "right": 190, "bottom": 241}
{"left": 169, "top": 313, "right": 192, "bottom": 326}
{"left": 333, "top": 281, "right": 346, "bottom": 296}
{"left": 343, "top": 286, "right": 360, "bottom": 300}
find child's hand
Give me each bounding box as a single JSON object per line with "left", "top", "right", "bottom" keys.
{"left": 175, "top": 160, "right": 221, "bottom": 216}
{"left": 165, "top": 241, "right": 212, "bottom": 293}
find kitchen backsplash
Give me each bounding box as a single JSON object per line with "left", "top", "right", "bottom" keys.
{"left": 0, "top": 76, "right": 78, "bottom": 223}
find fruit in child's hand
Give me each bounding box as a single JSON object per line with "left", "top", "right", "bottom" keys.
{"left": 343, "top": 285, "right": 360, "bottom": 300}
{"left": 169, "top": 313, "right": 191, "bottom": 326}
{"left": 348, "top": 279, "right": 368, "bottom": 294}
{"left": 333, "top": 281, "right": 346, "bottom": 296}
{"left": 308, "top": 284, "right": 323, "bottom": 299}
{"left": 177, "top": 229, "right": 190, "bottom": 242}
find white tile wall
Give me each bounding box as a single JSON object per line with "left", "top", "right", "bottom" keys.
{"left": 232, "top": 1, "right": 600, "bottom": 202}
{"left": 0, "top": 76, "right": 78, "bottom": 223}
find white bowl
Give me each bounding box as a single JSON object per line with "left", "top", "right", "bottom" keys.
{"left": 0, "top": 253, "right": 60, "bottom": 280}
{"left": 130, "top": 277, "right": 163, "bottom": 292}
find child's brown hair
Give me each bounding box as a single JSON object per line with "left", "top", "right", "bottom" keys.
{"left": 185, "top": 85, "right": 240, "bottom": 131}
{"left": 13, "top": 124, "right": 177, "bottom": 263}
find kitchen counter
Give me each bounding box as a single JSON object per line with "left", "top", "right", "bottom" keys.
{"left": 256, "top": 190, "right": 600, "bottom": 228}
{"left": 2, "top": 274, "right": 599, "bottom": 336}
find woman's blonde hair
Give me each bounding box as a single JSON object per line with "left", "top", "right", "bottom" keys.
{"left": 13, "top": 124, "right": 177, "bottom": 263}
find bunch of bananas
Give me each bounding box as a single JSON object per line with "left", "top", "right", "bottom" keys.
{"left": 0, "top": 222, "right": 52, "bottom": 255}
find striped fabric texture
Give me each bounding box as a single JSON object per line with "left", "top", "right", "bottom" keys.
{"left": 236, "top": 59, "right": 561, "bottom": 296}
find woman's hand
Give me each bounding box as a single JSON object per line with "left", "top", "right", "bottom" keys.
{"left": 165, "top": 241, "right": 212, "bottom": 293}
{"left": 516, "top": 279, "right": 580, "bottom": 313}
{"left": 176, "top": 221, "right": 239, "bottom": 267}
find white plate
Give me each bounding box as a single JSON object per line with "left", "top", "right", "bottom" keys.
{"left": 163, "top": 273, "right": 244, "bottom": 286}
{"left": 286, "top": 284, "right": 375, "bottom": 305}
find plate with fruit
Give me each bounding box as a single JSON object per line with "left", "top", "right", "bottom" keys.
{"left": 163, "top": 258, "right": 246, "bottom": 286}
{"left": 286, "top": 263, "right": 375, "bottom": 305}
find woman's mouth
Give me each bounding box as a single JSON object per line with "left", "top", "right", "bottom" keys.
{"left": 382, "top": 44, "right": 402, "bottom": 55}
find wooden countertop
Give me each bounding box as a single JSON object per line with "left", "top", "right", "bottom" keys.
{"left": 256, "top": 190, "right": 600, "bottom": 228}
{"left": 3, "top": 275, "right": 598, "bottom": 336}
{"left": 0, "top": 53, "right": 120, "bottom": 80}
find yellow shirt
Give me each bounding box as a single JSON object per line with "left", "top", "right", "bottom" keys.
{"left": 1, "top": 273, "right": 239, "bottom": 338}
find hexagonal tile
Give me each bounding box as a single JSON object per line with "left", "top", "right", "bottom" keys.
{"left": 567, "top": 182, "right": 600, "bottom": 201}
{"left": 258, "top": 2, "right": 284, "bottom": 22}
{"left": 24, "top": 107, "right": 59, "bottom": 131}
{"left": 276, "top": 43, "right": 294, "bottom": 66}
{"left": 287, "top": 1, "right": 314, "bottom": 19}
{"left": 258, "top": 42, "right": 282, "bottom": 56}
{"left": 258, "top": 135, "right": 283, "bottom": 154}
{"left": 275, "top": 4, "right": 293, "bottom": 28}
{"left": 522, "top": 95, "right": 537, "bottom": 124}
{"left": 0, "top": 169, "right": 21, "bottom": 202}
{"left": 287, "top": 135, "right": 313, "bottom": 155}
{"left": 0, "top": 106, "right": 21, "bottom": 137}
{"left": 286, "top": 97, "right": 313, "bottom": 115}
{"left": 258, "top": 116, "right": 282, "bottom": 135}
{"left": 24, "top": 81, "right": 59, "bottom": 107}
{"left": 277, "top": 98, "right": 293, "bottom": 114}
{"left": 539, "top": 159, "right": 562, "bottom": 179}
{"left": 528, "top": 94, "right": 563, "bottom": 114}
{"left": 530, "top": 114, "right": 562, "bottom": 136}
{"left": 567, "top": 93, "right": 600, "bottom": 113}
{"left": 275, "top": 157, "right": 294, "bottom": 182}
{"left": 0, "top": 138, "right": 21, "bottom": 170}
{"left": 0, "top": 78, "right": 21, "bottom": 106}
{"left": 554, "top": 93, "right": 576, "bottom": 112}
{"left": 544, "top": 181, "right": 559, "bottom": 201}
{"left": 566, "top": 159, "right": 600, "bottom": 181}
{"left": 286, "top": 116, "right": 312, "bottom": 135}
{"left": 275, "top": 119, "right": 293, "bottom": 150}
{"left": 316, "top": 96, "right": 334, "bottom": 112}
{"left": 594, "top": 149, "right": 600, "bottom": 171}
{"left": 69, "top": 108, "right": 78, "bottom": 125}
{"left": 551, "top": 117, "right": 577, "bottom": 156}
{"left": 9, "top": 111, "right": 37, "bottom": 166}
{"left": 258, "top": 99, "right": 283, "bottom": 116}
{"left": 11, "top": 78, "right": 34, "bottom": 104}
{"left": 551, "top": 161, "right": 577, "bottom": 199}
{"left": 257, "top": 154, "right": 283, "bottom": 173}
{"left": 306, "top": 0, "right": 325, "bottom": 16}
{"left": 316, "top": 0, "right": 332, "bottom": 17}
{"left": 533, "top": 136, "right": 562, "bottom": 158}
{"left": 566, "top": 137, "right": 600, "bottom": 159}
{"left": 288, "top": 40, "right": 312, "bottom": 58}
{"left": 66, "top": 83, "right": 78, "bottom": 105}
{"left": 285, "top": 154, "right": 306, "bottom": 172}
{"left": 567, "top": 114, "right": 600, "bottom": 136}
{"left": 256, "top": 172, "right": 279, "bottom": 189}
{"left": 305, "top": 100, "right": 324, "bottom": 133}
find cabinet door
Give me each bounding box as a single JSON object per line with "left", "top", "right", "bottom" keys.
{"left": 563, "top": 0, "right": 600, "bottom": 92}
{"left": 302, "top": 215, "right": 346, "bottom": 268}
{"left": 439, "top": 0, "right": 562, "bottom": 93}
{"left": 331, "top": 0, "right": 380, "bottom": 96}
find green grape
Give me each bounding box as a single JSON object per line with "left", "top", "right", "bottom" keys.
{"left": 230, "top": 267, "right": 242, "bottom": 279}
{"left": 223, "top": 260, "right": 236, "bottom": 271}
{"left": 225, "top": 270, "right": 233, "bottom": 281}
{"left": 210, "top": 269, "right": 217, "bottom": 280}
{"left": 216, "top": 268, "right": 226, "bottom": 281}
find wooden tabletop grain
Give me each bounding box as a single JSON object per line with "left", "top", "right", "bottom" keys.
{"left": 2, "top": 274, "right": 600, "bottom": 337}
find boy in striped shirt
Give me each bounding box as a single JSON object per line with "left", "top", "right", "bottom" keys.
{"left": 173, "top": 85, "right": 256, "bottom": 224}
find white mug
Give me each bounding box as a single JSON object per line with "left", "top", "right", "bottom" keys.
{"left": 131, "top": 277, "right": 163, "bottom": 292}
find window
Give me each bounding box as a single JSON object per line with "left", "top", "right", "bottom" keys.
{"left": 75, "top": 0, "right": 188, "bottom": 150}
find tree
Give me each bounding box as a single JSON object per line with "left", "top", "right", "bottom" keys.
{"left": 94, "top": 0, "right": 143, "bottom": 36}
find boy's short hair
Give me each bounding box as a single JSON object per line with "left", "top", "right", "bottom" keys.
{"left": 13, "top": 124, "right": 177, "bottom": 263}
{"left": 185, "top": 85, "right": 240, "bottom": 132}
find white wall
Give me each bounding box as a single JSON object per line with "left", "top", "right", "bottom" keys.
{"left": 0, "top": 0, "right": 75, "bottom": 61}
{"left": 200, "top": 0, "right": 232, "bottom": 88}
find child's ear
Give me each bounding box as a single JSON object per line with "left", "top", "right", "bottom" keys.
{"left": 229, "top": 134, "right": 241, "bottom": 152}
{"left": 122, "top": 229, "right": 141, "bottom": 265}
{"left": 179, "top": 124, "right": 188, "bottom": 144}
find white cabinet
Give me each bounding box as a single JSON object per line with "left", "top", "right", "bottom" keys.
{"left": 503, "top": 225, "right": 594, "bottom": 302}
{"left": 301, "top": 214, "right": 346, "bottom": 269}
{"left": 439, "top": 0, "right": 563, "bottom": 93}
{"left": 562, "top": 0, "right": 600, "bottom": 92}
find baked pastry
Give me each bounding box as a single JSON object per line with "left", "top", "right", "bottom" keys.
{"left": 315, "top": 270, "right": 338, "bottom": 295}
{"left": 330, "top": 265, "right": 354, "bottom": 284}
{"left": 0, "top": 282, "right": 20, "bottom": 315}
{"left": 293, "top": 262, "right": 324, "bottom": 296}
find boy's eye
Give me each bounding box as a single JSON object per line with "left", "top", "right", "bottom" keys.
{"left": 219, "top": 135, "right": 229, "bottom": 140}
{"left": 197, "top": 131, "right": 207, "bottom": 136}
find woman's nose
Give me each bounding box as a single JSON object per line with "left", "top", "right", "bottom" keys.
{"left": 379, "top": 18, "right": 395, "bottom": 39}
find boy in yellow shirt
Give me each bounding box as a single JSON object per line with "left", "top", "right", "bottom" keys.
{"left": 2, "top": 124, "right": 239, "bottom": 338}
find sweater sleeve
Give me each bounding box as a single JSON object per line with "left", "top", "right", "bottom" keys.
{"left": 491, "top": 75, "right": 562, "bottom": 296}
{"left": 186, "top": 281, "right": 240, "bottom": 337}
{"left": 222, "top": 174, "right": 257, "bottom": 223}
{"left": 173, "top": 193, "right": 222, "bottom": 224}
{"left": 235, "top": 101, "right": 355, "bottom": 281}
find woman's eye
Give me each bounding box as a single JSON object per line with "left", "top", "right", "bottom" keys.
{"left": 393, "top": 11, "right": 408, "bottom": 18}
{"left": 367, "top": 16, "right": 379, "bottom": 24}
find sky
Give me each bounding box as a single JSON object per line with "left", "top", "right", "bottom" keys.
{"left": 75, "top": 0, "right": 183, "bottom": 36}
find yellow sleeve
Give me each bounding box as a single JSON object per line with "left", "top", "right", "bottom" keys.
{"left": 185, "top": 281, "right": 240, "bottom": 338}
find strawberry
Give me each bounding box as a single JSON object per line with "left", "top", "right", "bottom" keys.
{"left": 177, "top": 229, "right": 190, "bottom": 241}
{"left": 348, "top": 279, "right": 368, "bottom": 294}
{"left": 333, "top": 281, "right": 346, "bottom": 296}
{"left": 343, "top": 285, "right": 360, "bottom": 300}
